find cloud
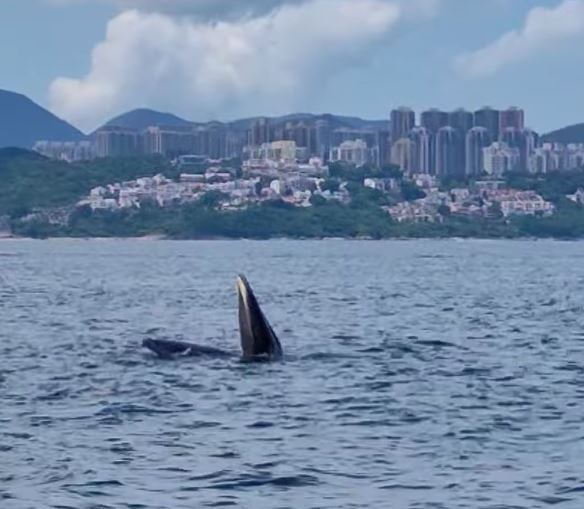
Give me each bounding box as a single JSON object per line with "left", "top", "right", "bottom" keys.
{"left": 46, "top": 0, "right": 310, "bottom": 19}
{"left": 47, "top": 0, "right": 441, "bottom": 19}
{"left": 456, "top": 0, "right": 584, "bottom": 78}
{"left": 49, "top": 0, "right": 416, "bottom": 131}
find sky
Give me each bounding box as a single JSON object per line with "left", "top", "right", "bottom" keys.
{"left": 0, "top": 0, "right": 582, "bottom": 133}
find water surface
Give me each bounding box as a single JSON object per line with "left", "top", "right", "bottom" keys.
{"left": 1, "top": 239, "right": 584, "bottom": 509}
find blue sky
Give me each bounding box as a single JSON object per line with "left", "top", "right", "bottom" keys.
{"left": 0, "top": 0, "right": 580, "bottom": 133}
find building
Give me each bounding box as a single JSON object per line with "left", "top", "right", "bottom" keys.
{"left": 518, "top": 129, "right": 538, "bottom": 173}
{"left": 421, "top": 109, "right": 449, "bottom": 174}
{"left": 332, "top": 128, "right": 377, "bottom": 148}
{"left": 483, "top": 142, "right": 519, "bottom": 176}
{"left": 449, "top": 109, "right": 474, "bottom": 135}
{"left": 283, "top": 121, "right": 314, "bottom": 154}
{"left": 436, "top": 126, "right": 464, "bottom": 176}
{"left": 390, "top": 107, "right": 415, "bottom": 144}
{"left": 500, "top": 127, "right": 538, "bottom": 173}
{"left": 225, "top": 130, "right": 246, "bottom": 159}
{"left": 330, "top": 139, "right": 375, "bottom": 167}
{"left": 409, "top": 126, "right": 431, "bottom": 174}
{"left": 421, "top": 109, "right": 449, "bottom": 134}
{"left": 314, "top": 119, "right": 332, "bottom": 159}
{"left": 529, "top": 142, "right": 584, "bottom": 173}
{"left": 474, "top": 107, "right": 500, "bottom": 142}
{"left": 494, "top": 191, "right": 554, "bottom": 217}
{"left": 143, "top": 126, "right": 194, "bottom": 158}
{"left": 377, "top": 130, "right": 391, "bottom": 167}
{"left": 33, "top": 140, "right": 95, "bottom": 162}
{"left": 531, "top": 145, "right": 557, "bottom": 174}
{"left": 391, "top": 138, "right": 415, "bottom": 175}
{"left": 249, "top": 117, "right": 271, "bottom": 146}
{"left": 499, "top": 107, "right": 525, "bottom": 133}
{"left": 206, "top": 124, "right": 228, "bottom": 160}
{"left": 465, "top": 127, "right": 491, "bottom": 176}
{"left": 568, "top": 188, "right": 584, "bottom": 205}
{"left": 501, "top": 127, "right": 522, "bottom": 149}
{"left": 95, "top": 126, "right": 142, "bottom": 158}
{"left": 259, "top": 140, "right": 298, "bottom": 162}
{"left": 449, "top": 109, "right": 474, "bottom": 174}
{"left": 566, "top": 144, "right": 584, "bottom": 170}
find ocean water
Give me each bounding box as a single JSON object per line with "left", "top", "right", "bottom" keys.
{"left": 1, "top": 239, "right": 584, "bottom": 509}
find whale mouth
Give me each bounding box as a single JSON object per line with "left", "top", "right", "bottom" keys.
{"left": 237, "top": 275, "right": 282, "bottom": 360}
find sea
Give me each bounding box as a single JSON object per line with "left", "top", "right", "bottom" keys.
{"left": 1, "top": 238, "right": 584, "bottom": 509}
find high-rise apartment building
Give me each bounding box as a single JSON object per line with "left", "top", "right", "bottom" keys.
{"left": 465, "top": 127, "right": 491, "bottom": 176}
{"left": 330, "top": 139, "right": 374, "bottom": 167}
{"left": 96, "top": 126, "right": 141, "bottom": 158}
{"left": 421, "top": 108, "right": 449, "bottom": 134}
{"left": 436, "top": 126, "right": 464, "bottom": 176}
{"left": 499, "top": 107, "right": 525, "bottom": 133}
{"left": 449, "top": 109, "right": 474, "bottom": 134}
{"left": 249, "top": 117, "right": 271, "bottom": 146}
{"left": 483, "top": 142, "right": 520, "bottom": 176}
{"left": 474, "top": 107, "right": 500, "bottom": 142}
{"left": 390, "top": 107, "right": 415, "bottom": 143}
{"left": 377, "top": 130, "right": 391, "bottom": 167}
{"left": 314, "top": 120, "right": 332, "bottom": 159}
{"left": 409, "top": 126, "right": 431, "bottom": 174}
{"left": 421, "top": 109, "right": 449, "bottom": 175}
{"left": 391, "top": 138, "right": 415, "bottom": 175}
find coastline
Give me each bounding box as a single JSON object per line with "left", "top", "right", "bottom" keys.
{"left": 0, "top": 233, "right": 574, "bottom": 242}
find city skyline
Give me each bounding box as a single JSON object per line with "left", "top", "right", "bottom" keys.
{"left": 35, "top": 104, "right": 584, "bottom": 178}
{"left": 2, "top": 0, "right": 584, "bottom": 132}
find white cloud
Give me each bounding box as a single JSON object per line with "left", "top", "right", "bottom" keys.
{"left": 456, "top": 0, "right": 584, "bottom": 78}
{"left": 49, "top": 0, "right": 415, "bottom": 130}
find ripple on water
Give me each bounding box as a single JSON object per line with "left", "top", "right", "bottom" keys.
{"left": 2, "top": 239, "right": 584, "bottom": 509}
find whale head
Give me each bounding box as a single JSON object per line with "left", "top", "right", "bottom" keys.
{"left": 237, "top": 275, "right": 282, "bottom": 361}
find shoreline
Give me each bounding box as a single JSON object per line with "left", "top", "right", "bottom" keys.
{"left": 0, "top": 234, "right": 579, "bottom": 242}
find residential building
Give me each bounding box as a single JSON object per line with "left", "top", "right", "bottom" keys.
{"left": 95, "top": 126, "right": 141, "bottom": 158}
{"left": 436, "top": 126, "right": 464, "bottom": 176}
{"left": 474, "top": 107, "right": 500, "bottom": 142}
{"left": 314, "top": 119, "right": 332, "bottom": 159}
{"left": 391, "top": 137, "right": 415, "bottom": 175}
{"left": 377, "top": 130, "right": 391, "bottom": 167}
{"left": 409, "top": 126, "right": 431, "bottom": 174}
{"left": 421, "top": 109, "right": 449, "bottom": 174}
{"left": 249, "top": 117, "right": 271, "bottom": 146}
{"left": 421, "top": 108, "right": 449, "bottom": 134}
{"left": 390, "top": 107, "right": 415, "bottom": 144}
{"left": 483, "top": 142, "right": 519, "bottom": 176}
{"left": 330, "top": 139, "right": 374, "bottom": 167}
{"left": 33, "top": 140, "right": 95, "bottom": 162}
{"left": 448, "top": 108, "right": 474, "bottom": 135}
{"left": 465, "top": 127, "right": 491, "bottom": 176}
{"left": 499, "top": 107, "right": 525, "bottom": 133}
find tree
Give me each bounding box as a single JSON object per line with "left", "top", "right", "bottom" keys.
{"left": 438, "top": 204, "right": 451, "bottom": 217}
{"left": 199, "top": 191, "right": 228, "bottom": 208}
{"left": 488, "top": 201, "right": 504, "bottom": 219}
{"left": 401, "top": 181, "right": 426, "bottom": 201}
{"left": 380, "top": 165, "right": 403, "bottom": 179}
{"left": 320, "top": 178, "right": 340, "bottom": 193}
{"left": 310, "top": 194, "right": 328, "bottom": 207}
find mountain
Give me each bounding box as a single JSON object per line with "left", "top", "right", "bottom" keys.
{"left": 543, "top": 124, "right": 584, "bottom": 145}
{"left": 229, "top": 113, "right": 388, "bottom": 131}
{"left": 103, "top": 109, "right": 388, "bottom": 132}
{"left": 0, "top": 89, "right": 86, "bottom": 148}
{"left": 104, "top": 108, "right": 193, "bottom": 130}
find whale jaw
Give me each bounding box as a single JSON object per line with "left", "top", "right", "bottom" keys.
{"left": 237, "top": 275, "right": 282, "bottom": 361}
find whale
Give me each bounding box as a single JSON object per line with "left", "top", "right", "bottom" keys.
{"left": 142, "top": 275, "right": 282, "bottom": 361}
